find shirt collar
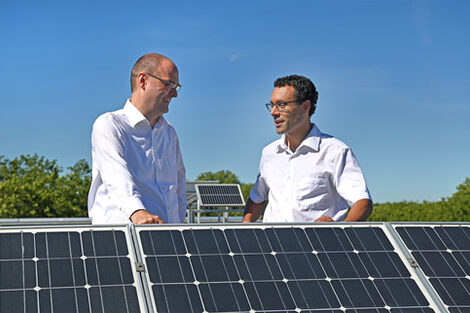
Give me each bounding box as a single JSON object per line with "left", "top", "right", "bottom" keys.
{"left": 276, "top": 124, "right": 322, "bottom": 153}
{"left": 123, "top": 99, "right": 168, "bottom": 129}
{"left": 123, "top": 99, "right": 148, "bottom": 127}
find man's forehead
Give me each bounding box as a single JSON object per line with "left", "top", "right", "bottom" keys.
{"left": 271, "top": 85, "right": 296, "bottom": 100}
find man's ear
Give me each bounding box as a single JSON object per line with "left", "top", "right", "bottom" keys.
{"left": 137, "top": 72, "right": 147, "bottom": 90}
{"left": 303, "top": 100, "right": 311, "bottom": 115}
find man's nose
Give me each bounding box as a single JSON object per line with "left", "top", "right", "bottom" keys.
{"left": 170, "top": 88, "right": 178, "bottom": 98}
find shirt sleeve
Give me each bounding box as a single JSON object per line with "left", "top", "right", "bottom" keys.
{"left": 334, "top": 148, "right": 372, "bottom": 207}
{"left": 91, "top": 116, "right": 147, "bottom": 219}
{"left": 175, "top": 135, "right": 187, "bottom": 222}
{"left": 249, "top": 152, "right": 270, "bottom": 203}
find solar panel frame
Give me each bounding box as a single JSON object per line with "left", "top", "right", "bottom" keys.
{"left": 390, "top": 222, "right": 470, "bottom": 313}
{"left": 0, "top": 224, "right": 150, "bottom": 313}
{"left": 134, "top": 223, "right": 444, "bottom": 313}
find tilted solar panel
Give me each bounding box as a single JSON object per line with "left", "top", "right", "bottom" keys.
{"left": 135, "top": 224, "right": 440, "bottom": 313}
{"left": 0, "top": 226, "right": 146, "bottom": 313}
{"left": 196, "top": 184, "right": 245, "bottom": 206}
{"left": 395, "top": 224, "right": 470, "bottom": 313}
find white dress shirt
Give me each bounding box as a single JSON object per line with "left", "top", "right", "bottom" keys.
{"left": 88, "top": 99, "right": 187, "bottom": 224}
{"left": 250, "top": 124, "right": 371, "bottom": 222}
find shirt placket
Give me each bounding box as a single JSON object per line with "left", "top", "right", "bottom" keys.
{"left": 286, "top": 153, "right": 296, "bottom": 222}
{"left": 152, "top": 128, "right": 168, "bottom": 208}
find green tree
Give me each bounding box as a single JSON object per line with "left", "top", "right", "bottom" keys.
{"left": 196, "top": 170, "right": 240, "bottom": 184}
{"left": 0, "top": 154, "right": 91, "bottom": 218}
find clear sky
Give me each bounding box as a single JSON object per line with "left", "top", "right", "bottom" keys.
{"left": 1, "top": 0, "right": 469, "bottom": 203}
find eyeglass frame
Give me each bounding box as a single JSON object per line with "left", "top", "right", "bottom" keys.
{"left": 146, "top": 73, "right": 182, "bottom": 92}
{"left": 265, "top": 100, "right": 300, "bottom": 112}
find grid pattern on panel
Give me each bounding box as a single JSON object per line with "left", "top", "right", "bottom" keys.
{"left": 138, "top": 225, "right": 436, "bottom": 313}
{"left": 0, "top": 228, "right": 141, "bottom": 313}
{"left": 396, "top": 225, "right": 470, "bottom": 313}
{"left": 196, "top": 185, "right": 244, "bottom": 206}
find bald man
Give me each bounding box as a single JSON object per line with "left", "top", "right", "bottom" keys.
{"left": 88, "top": 53, "right": 187, "bottom": 224}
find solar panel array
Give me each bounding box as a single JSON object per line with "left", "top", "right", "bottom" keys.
{"left": 0, "top": 226, "right": 146, "bottom": 313}
{"left": 395, "top": 224, "right": 470, "bottom": 313}
{"left": 1, "top": 223, "right": 469, "bottom": 313}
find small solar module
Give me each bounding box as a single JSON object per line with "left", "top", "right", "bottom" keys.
{"left": 195, "top": 184, "right": 245, "bottom": 206}
{"left": 395, "top": 224, "right": 470, "bottom": 313}
{"left": 0, "top": 226, "right": 145, "bottom": 313}
{"left": 136, "top": 224, "right": 440, "bottom": 313}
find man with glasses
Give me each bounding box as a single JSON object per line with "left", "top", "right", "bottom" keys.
{"left": 243, "top": 75, "right": 372, "bottom": 223}
{"left": 88, "top": 53, "right": 186, "bottom": 224}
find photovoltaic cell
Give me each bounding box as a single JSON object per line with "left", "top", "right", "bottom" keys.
{"left": 0, "top": 227, "right": 143, "bottom": 313}
{"left": 396, "top": 225, "right": 470, "bottom": 313}
{"left": 137, "top": 225, "right": 438, "bottom": 313}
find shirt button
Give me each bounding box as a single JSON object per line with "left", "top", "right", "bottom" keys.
{"left": 160, "top": 187, "right": 165, "bottom": 191}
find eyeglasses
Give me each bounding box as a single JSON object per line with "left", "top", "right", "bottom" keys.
{"left": 146, "top": 73, "right": 182, "bottom": 92}
{"left": 265, "top": 100, "right": 299, "bottom": 112}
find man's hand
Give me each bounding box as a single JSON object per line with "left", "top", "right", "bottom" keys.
{"left": 314, "top": 216, "right": 335, "bottom": 222}
{"left": 130, "top": 210, "right": 166, "bottom": 224}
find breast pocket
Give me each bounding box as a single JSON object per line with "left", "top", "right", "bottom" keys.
{"left": 296, "top": 177, "right": 328, "bottom": 211}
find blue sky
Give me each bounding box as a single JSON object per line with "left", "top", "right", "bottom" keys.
{"left": 1, "top": 0, "right": 469, "bottom": 203}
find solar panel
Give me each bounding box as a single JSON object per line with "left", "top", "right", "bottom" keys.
{"left": 135, "top": 224, "right": 441, "bottom": 313}
{"left": 195, "top": 184, "right": 245, "bottom": 206}
{"left": 394, "top": 224, "right": 470, "bottom": 313}
{"left": 0, "top": 225, "right": 147, "bottom": 313}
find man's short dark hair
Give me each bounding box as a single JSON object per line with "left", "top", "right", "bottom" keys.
{"left": 274, "top": 75, "right": 318, "bottom": 116}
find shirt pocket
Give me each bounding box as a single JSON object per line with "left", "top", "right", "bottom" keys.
{"left": 296, "top": 177, "right": 328, "bottom": 211}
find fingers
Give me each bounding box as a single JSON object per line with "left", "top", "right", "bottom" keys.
{"left": 314, "top": 216, "right": 335, "bottom": 223}
{"left": 130, "top": 210, "right": 166, "bottom": 224}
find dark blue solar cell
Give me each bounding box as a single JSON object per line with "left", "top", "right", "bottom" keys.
{"left": 396, "top": 227, "right": 446, "bottom": 251}
{"left": 244, "top": 281, "right": 296, "bottom": 311}
{"left": 413, "top": 251, "right": 465, "bottom": 277}
{"left": 435, "top": 226, "right": 470, "bottom": 250}
{"left": 82, "top": 230, "right": 128, "bottom": 257}
{"left": 265, "top": 227, "right": 312, "bottom": 252}
{"left": 345, "top": 227, "right": 394, "bottom": 251}
{"left": 276, "top": 253, "right": 325, "bottom": 279}
{"left": 234, "top": 254, "right": 283, "bottom": 281}
{"left": 153, "top": 284, "right": 202, "bottom": 313}
{"left": 225, "top": 228, "right": 272, "bottom": 253}
{"left": 374, "top": 278, "right": 429, "bottom": 307}
{"left": 305, "top": 228, "right": 353, "bottom": 251}
{"left": 346, "top": 310, "right": 389, "bottom": 313}
{"left": 0, "top": 233, "right": 34, "bottom": 259}
{"left": 430, "top": 277, "right": 470, "bottom": 306}
{"left": 37, "top": 259, "right": 85, "bottom": 287}
{"left": 140, "top": 230, "right": 186, "bottom": 255}
{"left": 39, "top": 288, "right": 90, "bottom": 313}
{"left": 199, "top": 282, "right": 250, "bottom": 312}
{"left": 89, "top": 286, "right": 140, "bottom": 313}
{"left": 146, "top": 256, "right": 194, "bottom": 284}
{"left": 448, "top": 308, "right": 470, "bottom": 313}
{"left": 85, "top": 257, "right": 133, "bottom": 285}
{"left": 36, "top": 232, "right": 82, "bottom": 258}
{"left": 331, "top": 279, "right": 384, "bottom": 308}
{"left": 359, "top": 252, "right": 410, "bottom": 278}
{"left": 318, "top": 252, "right": 368, "bottom": 278}
{"left": 288, "top": 280, "right": 340, "bottom": 309}
{"left": 183, "top": 229, "right": 229, "bottom": 254}
{"left": 192, "top": 255, "right": 239, "bottom": 282}
{"left": 453, "top": 251, "right": 470, "bottom": 273}
{"left": 0, "top": 290, "right": 38, "bottom": 313}
{"left": 0, "top": 260, "right": 36, "bottom": 289}
{"left": 390, "top": 309, "right": 435, "bottom": 313}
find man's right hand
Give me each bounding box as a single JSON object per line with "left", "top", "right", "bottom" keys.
{"left": 130, "top": 210, "right": 166, "bottom": 224}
